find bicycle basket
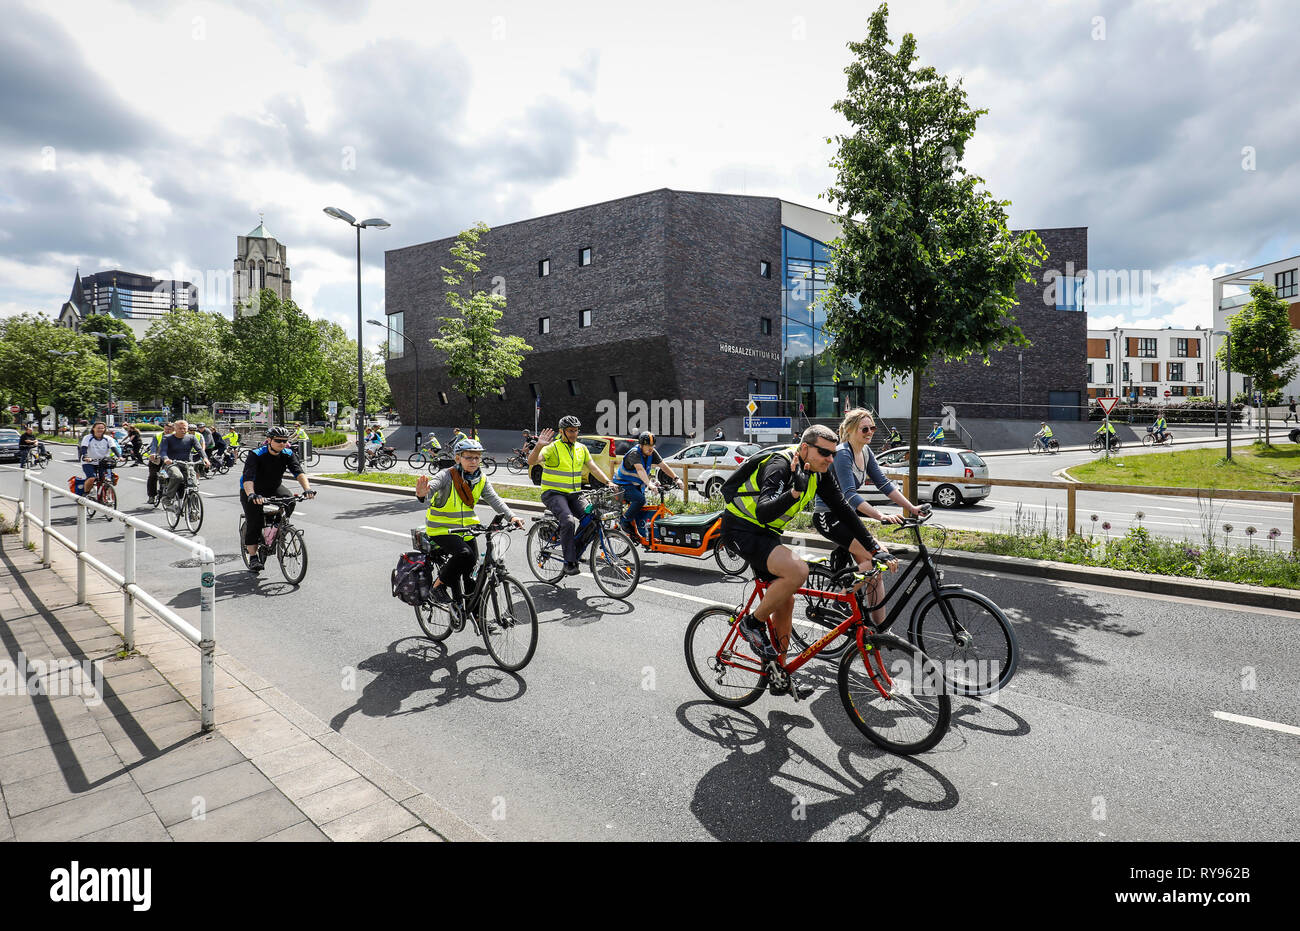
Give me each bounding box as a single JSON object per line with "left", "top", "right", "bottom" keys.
{"left": 410, "top": 528, "right": 433, "bottom": 555}
{"left": 594, "top": 487, "right": 625, "bottom": 516}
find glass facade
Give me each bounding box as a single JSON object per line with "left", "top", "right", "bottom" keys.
{"left": 781, "top": 226, "right": 876, "bottom": 418}
{"left": 387, "top": 311, "right": 404, "bottom": 357}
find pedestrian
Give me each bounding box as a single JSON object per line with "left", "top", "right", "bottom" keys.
{"left": 1286, "top": 397, "right": 1297, "bottom": 424}
{"left": 713, "top": 426, "right": 725, "bottom": 441}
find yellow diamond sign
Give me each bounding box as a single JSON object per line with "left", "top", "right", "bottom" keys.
{"left": 746, "top": 399, "right": 758, "bottom": 415}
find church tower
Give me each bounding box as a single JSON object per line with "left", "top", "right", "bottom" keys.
{"left": 234, "top": 215, "right": 292, "bottom": 316}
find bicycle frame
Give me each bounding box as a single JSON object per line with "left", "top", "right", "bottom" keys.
{"left": 634, "top": 486, "right": 726, "bottom": 559}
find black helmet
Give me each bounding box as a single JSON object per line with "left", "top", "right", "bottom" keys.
{"left": 559, "top": 415, "right": 581, "bottom": 430}
{"left": 267, "top": 426, "right": 291, "bottom": 440}
{"left": 638, "top": 431, "right": 655, "bottom": 445}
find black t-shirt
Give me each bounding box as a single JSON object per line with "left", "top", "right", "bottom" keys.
{"left": 615, "top": 448, "right": 662, "bottom": 484}
{"left": 240, "top": 444, "right": 304, "bottom": 496}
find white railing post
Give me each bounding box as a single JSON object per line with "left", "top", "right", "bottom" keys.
{"left": 41, "top": 486, "right": 51, "bottom": 566}
{"left": 123, "top": 524, "right": 136, "bottom": 651}
{"left": 198, "top": 550, "right": 216, "bottom": 732}
{"left": 76, "top": 501, "right": 86, "bottom": 602}
{"left": 20, "top": 471, "right": 30, "bottom": 548}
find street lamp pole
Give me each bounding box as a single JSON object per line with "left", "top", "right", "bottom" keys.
{"left": 368, "top": 319, "right": 419, "bottom": 451}
{"left": 1017, "top": 351, "right": 1024, "bottom": 419}
{"left": 325, "top": 207, "right": 390, "bottom": 473}
{"left": 1213, "top": 330, "right": 1233, "bottom": 461}
{"left": 87, "top": 332, "right": 127, "bottom": 427}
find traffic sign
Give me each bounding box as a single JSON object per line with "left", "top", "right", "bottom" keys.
{"left": 746, "top": 399, "right": 758, "bottom": 415}
{"left": 744, "top": 416, "right": 792, "bottom": 432}
{"left": 749, "top": 394, "right": 778, "bottom": 402}
{"left": 1163, "top": 390, "right": 1171, "bottom": 398}
{"left": 1097, "top": 397, "right": 1120, "bottom": 415}
{"left": 7, "top": 405, "right": 19, "bottom": 414}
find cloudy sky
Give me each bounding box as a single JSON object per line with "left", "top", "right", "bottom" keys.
{"left": 2, "top": 0, "right": 1296, "bottom": 344}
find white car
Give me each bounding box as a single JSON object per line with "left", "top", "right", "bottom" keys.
{"left": 660, "top": 441, "right": 761, "bottom": 499}
{"left": 875, "top": 445, "right": 990, "bottom": 508}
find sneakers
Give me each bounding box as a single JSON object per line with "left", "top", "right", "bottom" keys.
{"left": 563, "top": 562, "right": 581, "bottom": 576}
{"left": 765, "top": 661, "right": 814, "bottom": 700}
{"left": 431, "top": 585, "right": 451, "bottom": 606}
{"left": 248, "top": 554, "right": 264, "bottom": 573}
{"left": 736, "top": 613, "right": 777, "bottom": 659}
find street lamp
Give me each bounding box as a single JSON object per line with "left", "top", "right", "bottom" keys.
{"left": 367, "top": 319, "right": 420, "bottom": 450}
{"left": 325, "top": 207, "right": 390, "bottom": 473}
{"left": 1017, "top": 350, "right": 1023, "bottom": 420}
{"left": 1213, "top": 330, "right": 1232, "bottom": 460}
{"left": 86, "top": 332, "right": 128, "bottom": 426}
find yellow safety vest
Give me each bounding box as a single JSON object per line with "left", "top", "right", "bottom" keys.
{"left": 724, "top": 446, "right": 818, "bottom": 532}
{"left": 539, "top": 441, "right": 589, "bottom": 493}
{"left": 1042, "top": 426, "right": 1053, "bottom": 438}
{"left": 425, "top": 472, "right": 486, "bottom": 540}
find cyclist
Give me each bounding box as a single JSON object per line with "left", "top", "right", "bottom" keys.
{"left": 240, "top": 426, "right": 315, "bottom": 573}
{"left": 451, "top": 426, "right": 467, "bottom": 448}
{"left": 1095, "top": 419, "right": 1117, "bottom": 449}
{"left": 721, "top": 424, "right": 886, "bottom": 693}
{"left": 78, "top": 422, "right": 122, "bottom": 499}
{"left": 158, "top": 420, "right": 210, "bottom": 506}
{"left": 223, "top": 426, "right": 240, "bottom": 450}
{"left": 926, "top": 422, "right": 945, "bottom": 446}
{"left": 123, "top": 425, "right": 145, "bottom": 465}
{"left": 18, "top": 425, "right": 38, "bottom": 469}
{"left": 293, "top": 422, "right": 309, "bottom": 443}
{"left": 415, "top": 438, "right": 524, "bottom": 606}
{"left": 713, "top": 426, "right": 725, "bottom": 442}
{"left": 1034, "top": 422, "right": 1054, "bottom": 451}
{"left": 885, "top": 424, "right": 902, "bottom": 448}
{"left": 1152, "top": 413, "right": 1168, "bottom": 443}
{"left": 519, "top": 429, "right": 536, "bottom": 455}
{"left": 612, "top": 431, "right": 682, "bottom": 544}
{"left": 528, "top": 415, "right": 614, "bottom": 575}
{"left": 145, "top": 423, "right": 171, "bottom": 505}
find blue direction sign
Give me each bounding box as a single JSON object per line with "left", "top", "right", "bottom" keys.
{"left": 744, "top": 416, "right": 792, "bottom": 432}
{"left": 749, "top": 394, "right": 779, "bottom": 402}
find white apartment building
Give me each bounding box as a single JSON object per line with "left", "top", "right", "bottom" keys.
{"left": 1086, "top": 327, "right": 1211, "bottom": 405}
{"left": 1212, "top": 254, "right": 1300, "bottom": 403}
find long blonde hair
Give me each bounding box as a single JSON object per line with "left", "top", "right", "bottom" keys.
{"left": 838, "top": 408, "right": 874, "bottom": 443}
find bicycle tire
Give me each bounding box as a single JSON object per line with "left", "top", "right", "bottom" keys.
{"left": 1142, "top": 433, "right": 1155, "bottom": 447}
{"left": 525, "top": 521, "right": 566, "bottom": 584}
{"left": 838, "top": 634, "right": 951, "bottom": 755}
{"left": 684, "top": 607, "right": 767, "bottom": 707}
{"left": 375, "top": 452, "right": 396, "bottom": 470}
{"left": 306, "top": 451, "right": 321, "bottom": 468}
{"left": 506, "top": 455, "right": 526, "bottom": 475}
{"left": 238, "top": 516, "right": 252, "bottom": 569}
{"left": 481, "top": 574, "right": 538, "bottom": 671}
{"left": 789, "top": 562, "right": 853, "bottom": 660}
{"left": 908, "top": 588, "right": 1019, "bottom": 696}
{"left": 480, "top": 457, "right": 497, "bottom": 476}
{"left": 415, "top": 598, "right": 454, "bottom": 641}
{"left": 342, "top": 453, "right": 360, "bottom": 472}
{"left": 407, "top": 451, "right": 428, "bottom": 469}
{"left": 164, "top": 493, "right": 182, "bottom": 530}
{"left": 276, "top": 525, "right": 308, "bottom": 584}
{"left": 713, "top": 538, "right": 748, "bottom": 577}
{"left": 183, "top": 490, "right": 204, "bottom": 535}
{"left": 1027, "top": 443, "right": 1039, "bottom": 455}
{"left": 99, "top": 483, "right": 117, "bottom": 518}
{"left": 589, "top": 526, "right": 640, "bottom": 599}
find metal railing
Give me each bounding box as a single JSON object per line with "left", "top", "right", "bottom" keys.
{"left": 2, "top": 470, "right": 218, "bottom": 731}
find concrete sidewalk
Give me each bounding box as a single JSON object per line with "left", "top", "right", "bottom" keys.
{"left": 0, "top": 503, "right": 487, "bottom": 842}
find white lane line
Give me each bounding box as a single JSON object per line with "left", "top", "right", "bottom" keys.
{"left": 619, "top": 580, "right": 721, "bottom": 607}
{"left": 1212, "top": 711, "right": 1300, "bottom": 737}
{"left": 362, "top": 525, "right": 408, "bottom": 538}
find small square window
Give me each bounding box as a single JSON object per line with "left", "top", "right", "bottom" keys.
{"left": 760, "top": 261, "right": 771, "bottom": 278}
{"left": 538, "top": 259, "right": 550, "bottom": 277}
{"left": 567, "top": 379, "right": 580, "bottom": 396}
{"left": 760, "top": 317, "right": 772, "bottom": 336}
{"left": 538, "top": 316, "right": 550, "bottom": 335}
{"left": 497, "top": 385, "right": 507, "bottom": 400}
{"left": 610, "top": 374, "right": 624, "bottom": 394}
{"left": 578, "top": 247, "right": 592, "bottom": 267}
{"left": 579, "top": 308, "right": 592, "bottom": 328}
{"left": 529, "top": 383, "right": 540, "bottom": 399}
{"left": 438, "top": 392, "right": 449, "bottom": 406}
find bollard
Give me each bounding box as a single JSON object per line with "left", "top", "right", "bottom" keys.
{"left": 41, "top": 486, "right": 51, "bottom": 566}
{"left": 123, "top": 523, "right": 136, "bottom": 651}
{"left": 21, "top": 473, "right": 30, "bottom": 548}
{"left": 76, "top": 501, "right": 86, "bottom": 602}
{"left": 198, "top": 550, "right": 216, "bottom": 732}
{"left": 1067, "top": 485, "right": 1077, "bottom": 538}
{"left": 682, "top": 465, "right": 691, "bottom": 504}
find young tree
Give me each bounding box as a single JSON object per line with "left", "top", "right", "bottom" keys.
{"left": 0, "top": 314, "right": 104, "bottom": 430}
{"left": 822, "top": 3, "right": 1046, "bottom": 494}
{"left": 430, "top": 222, "right": 531, "bottom": 434}
{"left": 228, "top": 289, "right": 323, "bottom": 425}
{"left": 1217, "top": 281, "right": 1300, "bottom": 446}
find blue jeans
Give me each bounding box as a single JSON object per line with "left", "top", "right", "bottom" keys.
{"left": 618, "top": 483, "right": 647, "bottom": 540}
{"left": 1039, "top": 436, "right": 1051, "bottom": 449}
{"left": 542, "top": 491, "right": 585, "bottom": 566}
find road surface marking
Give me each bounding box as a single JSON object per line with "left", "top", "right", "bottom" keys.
{"left": 1212, "top": 711, "right": 1300, "bottom": 737}
{"left": 362, "top": 526, "right": 408, "bottom": 538}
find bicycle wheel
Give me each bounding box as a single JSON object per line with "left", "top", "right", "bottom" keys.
{"left": 480, "top": 456, "right": 497, "bottom": 476}
{"left": 164, "top": 493, "right": 182, "bottom": 530}
{"left": 342, "top": 453, "right": 360, "bottom": 472}
{"left": 407, "top": 451, "right": 428, "bottom": 469}
{"left": 838, "top": 634, "right": 950, "bottom": 755}
{"left": 237, "top": 448, "right": 250, "bottom": 463}
{"left": 713, "top": 538, "right": 748, "bottom": 577}
{"left": 183, "top": 490, "right": 204, "bottom": 534}
{"left": 506, "top": 455, "right": 526, "bottom": 475}
{"left": 481, "top": 574, "right": 539, "bottom": 671}
{"left": 790, "top": 562, "right": 853, "bottom": 660}
{"left": 589, "top": 526, "right": 640, "bottom": 599}
{"left": 238, "top": 516, "right": 251, "bottom": 569}
{"left": 1142, "top": 433, "right": 1155, "bottom": 447}
{"left": 99, "top": 484, "right": 117, "bottom": 518}
{"left": 683, "top": 607, "right": 766, "bottom": 707}
{"left": 525, "top": 521, "right": 566, "bottom": 584}
{"left": 1027, "top": 443, "right": 1038, "bottom": 455}
{"left": 415, "top": 598, "right": 454, "bottom": 641}
{"left": 908, "top": 589, "right": 1018, "bottom": 696}
{"left": 306, "top": 450, "right": 321, "bottom": 468}
{"left": 276, "top": 525, "right": 308, "bottom": 584}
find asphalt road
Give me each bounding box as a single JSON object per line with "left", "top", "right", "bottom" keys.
{"left": 3, "top": 454, "right": 1298, "bottom": 841}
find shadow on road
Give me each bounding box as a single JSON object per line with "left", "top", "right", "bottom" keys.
{"left": 524, "top": 581, "right": 634, "bottom": 624}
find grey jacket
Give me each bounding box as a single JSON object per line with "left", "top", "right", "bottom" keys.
{"left": 813, "top": 441, "right": 897, "bottom": 513}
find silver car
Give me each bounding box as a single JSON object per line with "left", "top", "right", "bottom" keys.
{"left": 659, "top": 441, "right": 761, "bottom": 499}
{"left": 875, "top": 445, "right": 990, "bottom": 508}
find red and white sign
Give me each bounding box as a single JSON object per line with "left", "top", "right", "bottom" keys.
{"left": 1164, "top": 390, "right": 1172, "bottom": 397}
{"left": 1097, "top": 397, "right": 1120, "bottom": 415}
{"left": 7, "top": 405, "right": 19, "bottom": 414}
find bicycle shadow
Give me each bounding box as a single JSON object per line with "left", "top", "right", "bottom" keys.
{"left": 679, "top": 702, "right": 959, "bottom": 841}
{"left": 329, "top": 636, "right": 526, "bottom": 731}
{"left": 524, "top": 581, "right": 635, "bottom": 625}
{"left": 166, "top": 565, "right": 299, "bottom": 606}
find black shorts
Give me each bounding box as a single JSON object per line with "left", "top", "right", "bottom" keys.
{"left": 720, "top": 514, "right": 783, "bottom": 582}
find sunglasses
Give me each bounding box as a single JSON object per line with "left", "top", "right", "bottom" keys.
{"left": 269, "top": 438, "right": 288, "bottom": 444}
{"left": 861, "top": 425, "right": 876, "bottom": 433}
{"left": 809, "top": 444, "right": 836, "bottom": 458}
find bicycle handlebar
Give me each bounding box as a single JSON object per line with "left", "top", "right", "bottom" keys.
{"left": 251, "top": 492, "right": 314, "bottom": 504}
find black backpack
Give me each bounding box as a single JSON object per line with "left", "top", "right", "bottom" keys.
{"left": 720, "top": 447, "right": 789, "bottom": 503}
{"left": 391, "top": 552, "right": 433, "bottom": 606}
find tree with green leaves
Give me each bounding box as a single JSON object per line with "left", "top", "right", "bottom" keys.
{"left": 1217, "top": 281, "right": 1300, "bottom": 446}
{"left": 228, "top": 289, "right": 323, "bottom": 425}
{"left": 0, "top": 313, "right": 105, "bottom": 430}
{"left": 430, "top": 222, "right": 531, "bottom": 433}
{"left": 822, "top": 3, "right": 1047, "bottom": 494}
{"left": 122, "top": 310, "right": 232, "bottom": 413}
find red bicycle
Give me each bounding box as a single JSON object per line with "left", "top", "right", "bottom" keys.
{"left": 683, "top": 569, "right": 952, "bottom": 755}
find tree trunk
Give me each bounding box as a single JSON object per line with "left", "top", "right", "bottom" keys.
{"left": 909, "top": 367, "right": 922, "bottom": 503}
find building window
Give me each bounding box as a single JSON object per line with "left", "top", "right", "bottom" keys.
{"left": 1197, "top": 363, "right": 1204, "bottom": 381}
{"left": 1175, "top": 338, "right": 1190, "bottom": 357}
{"left": 1103, "top": 342, "right": 1110, "bottom": 358}
{"left": 1168, "top": 363, "right": 1184, "bottom": 382}
{"left": 1142, "top": 386, "right": 1157, "bottom": 398}
{"left": 1141, "top": 363, "right": 1159, "bottom": 382}
{"left": 1086, "top": 363, "right": 1093, "bottom": 383}
{"left": 760, "top": 261, "right": 771, "bottom": 278}
{"left": 1275, "top": 268, "right": 1297, "bottom": 298}
{"left": 1122, "top": 362, "right": 1130, "bottom": 382}
{"left": 1137, "top": 338, "right": 1157, "bottom": 358}
{"left": 438, "top": 392, "right": 448, "bottom": 405}
{"left": 1106, "top": 364, "right": 1114, "bottom": 383}
{"left": 567, "top": 379, "right": 580, "bottom": 396}
{"left": 610, "top": 375, "right": 624, "bottom": 395}
{"left": 538, "top": 259, "right": 550, "bottom": 277}
{"left": 578, "top": 247, "right": 592, "bottom": 267}
{"left": 529, "top": 383, "right": 540, "bottom": 399}
{"left": 386, "top": 311, "right": 404, "bottom": 358}
{"left": 761, "top": 317, "right": 772, "bottom": 336}
{"left": 538, "top": 316, "right": 550, "bottom": 335}
{"left": 579, "top": 308, "right": 592, "bottom": 328}
{"left": 1055, "top": 275, "right": 1083, "bottom": 311}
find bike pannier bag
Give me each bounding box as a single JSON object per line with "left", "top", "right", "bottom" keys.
{"left": 530, "top": 463, "right": 543, "bottom": 486}
{"left": 391, "top": 552, "right": 432, "bottom": 606}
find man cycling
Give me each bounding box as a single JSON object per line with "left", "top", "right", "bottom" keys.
{"left": 451, "top": 426, "right": 467, "bottom": 448}
{"left": 527, "top": 415, "right": 613, "bottom": 575}
{"left": 721, "top": 424, "right": 886, "bottom": 695}
{"left": 240, "top": 426, "right": 315, "bottom": 573}
{"left": 1152, "top": 413, "right": 1168, "bottom": 442}
{"left": 1034, "top": 422, "right": 1054, "bottom": 450}
{"left": 885, "top": 424, "right": 903, "bottom": 448}
{"left": 415, "top": 438, "right": 523, "bottom": 607}
{"left": 157, "top": 420, "right": 210, "bottom": 506}
{"left": 1095, "top": 419, "right": 1117, "bottom": 449}
{"left": 927, "top": 422, "right": 945, "bottom": 446}
{"left": 612, "top": 431, "right": 681, "bottom": 544}
{"left": 18, "top": 425, "right": 39, "bottom": 469}
{"left": 78, "top": 422, "right": 122, "bottom": 499}
{"left": 145, "top": 423, "right": 171, "bottom": 504}
{"left": 519, "top": 429, "right": 537, "bottom": 455}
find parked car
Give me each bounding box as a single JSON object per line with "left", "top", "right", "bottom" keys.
{"left": 659, "top": 441, "right": 762, "bottom": 499}
{"left": 576, "top": 435, "right": 640, "bottom": 487}
{"left": 0, "top": 429, "right": 20, "bottom": 462}
{"left": 874, "top": 445, "right": 990, "bottom": 508}
{"left": 312, "top": 420, "right": 330, "bottom": 428}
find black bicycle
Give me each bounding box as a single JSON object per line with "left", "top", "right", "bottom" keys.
{"left": 238, "top": 493, "right": 311, "bottom": 584}
{"left": 159, "top": 460, "right": 204, "bottom": 534}
{"left": 791, "top": 509, "right": 1019, "bottom": 696}
{"left": 411, "top": 517, "right": 538, "bottom": 671}
{"left": 407, "top": 439, "right": 446, "bottom": 470}
{"left": 526, "top": 485, "right": 640, "bottom": 599}
{"left": 1089, "top": 434, "right": 1122, "bottom": 454}
{"left": 23, "top": 444, "right": 52, "bottom": 470}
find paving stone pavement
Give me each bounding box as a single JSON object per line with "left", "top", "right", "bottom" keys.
{"left": 0, "top": 499, "right": 486, "bottom": 842}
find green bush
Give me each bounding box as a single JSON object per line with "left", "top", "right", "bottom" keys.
{"left": 309, "top": 429, "right": 347, "bottom": 447}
